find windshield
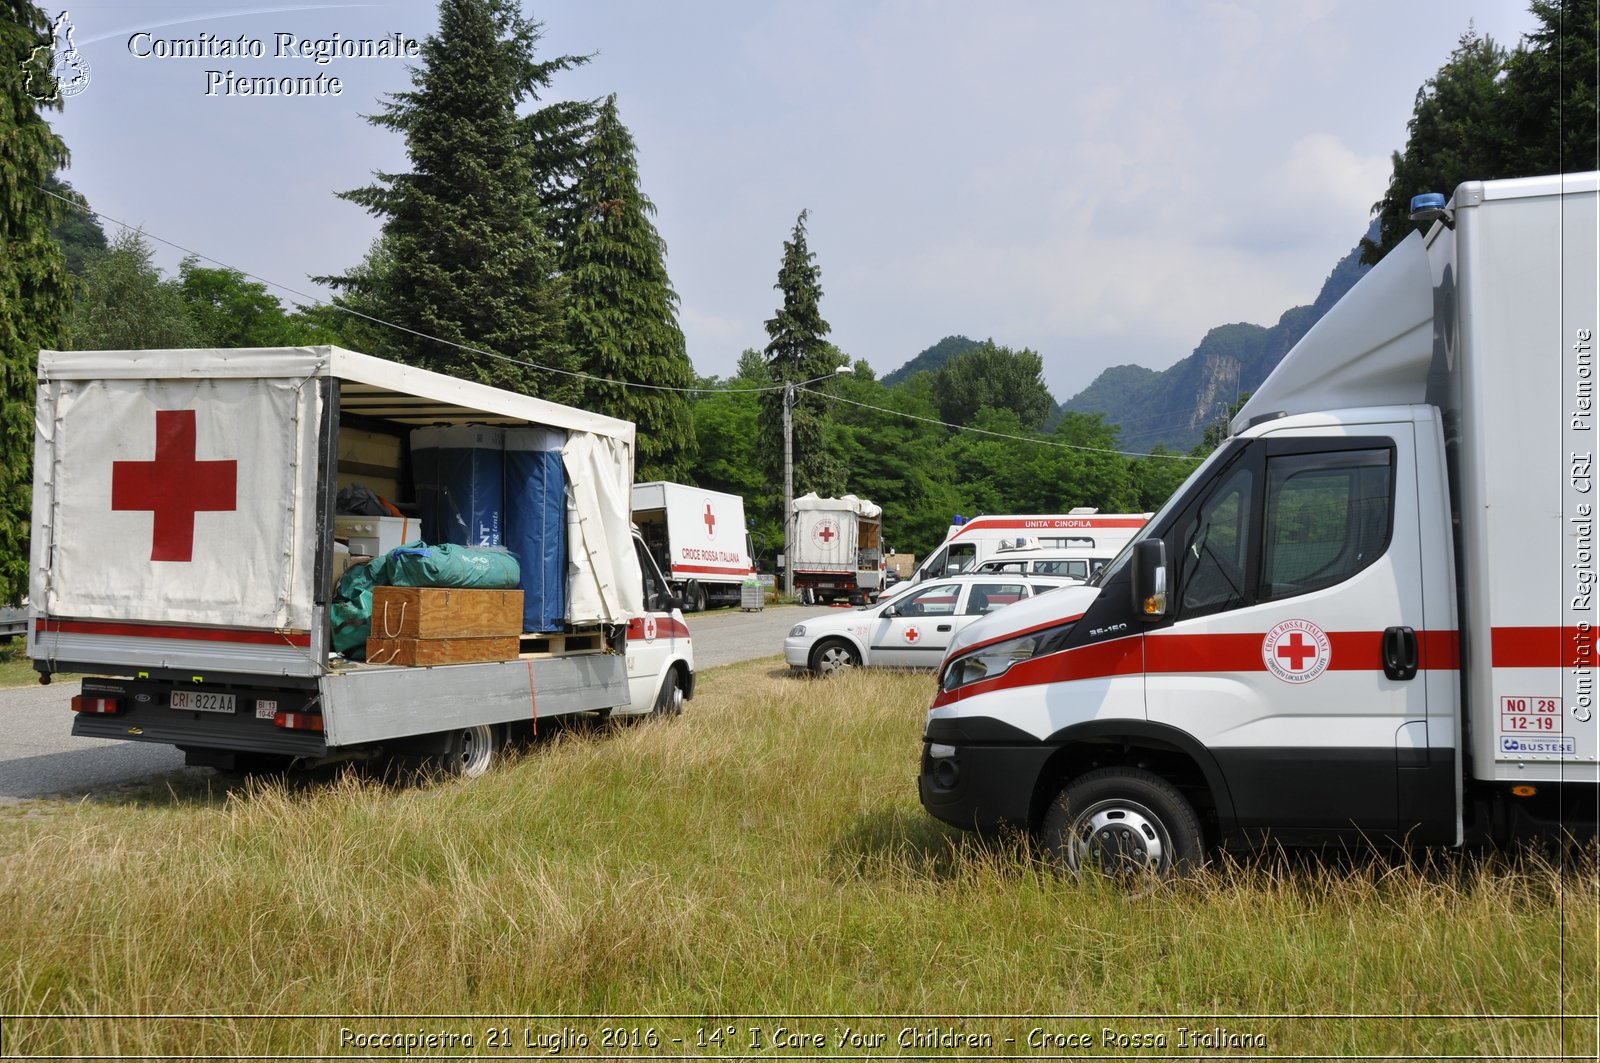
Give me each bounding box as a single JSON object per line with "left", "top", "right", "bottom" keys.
{"left": 1088, "top": 442, "right": 1241, "bottom": 588}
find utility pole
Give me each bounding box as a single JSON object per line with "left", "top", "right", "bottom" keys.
{"left": 782, "top": 380, "right": 795, "bottom": 599}
{"left": 781, "top": 365, "right": 848, "bottom": 601}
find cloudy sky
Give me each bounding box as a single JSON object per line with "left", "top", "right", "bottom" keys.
{"left": 40, "top": 0, "right": 1537, "bottom": 401}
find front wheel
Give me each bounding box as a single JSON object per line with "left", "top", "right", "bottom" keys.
{"left": 809, "top": 638, "right": 860, "bottom": 677}
{"left": 1041, "top": 767, "right": 1203, "bottom": 877}
{"left": 650, "top": 670, "right": 684, "bottom": 717}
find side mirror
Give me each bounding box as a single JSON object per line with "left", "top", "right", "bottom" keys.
{"left": 1131, "top": 538, "right": 1167, "bottom": 621}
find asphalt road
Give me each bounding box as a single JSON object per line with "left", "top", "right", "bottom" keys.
{"left": 0, "top": 601, "right": 839, "bottom": 804}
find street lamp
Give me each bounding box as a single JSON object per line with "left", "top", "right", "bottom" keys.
{"left": 783, "top": 365, "right": 851, "bottom": 599}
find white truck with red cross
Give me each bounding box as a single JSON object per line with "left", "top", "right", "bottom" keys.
{"left": 920, "top": 172, "right": 1599, "bottom": 872}
{"left": 632, "top": 481, "right": 754, "bottom": 612}
{"left": 789, "top": 493, "right": 884, "bottom": 605}
{"left": 27, "top": 346, "right": 693, "bottom": 776}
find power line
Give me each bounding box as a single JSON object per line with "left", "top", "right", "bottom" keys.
{"left": 42, "top": 185, "right": 1201, "bottom": 461}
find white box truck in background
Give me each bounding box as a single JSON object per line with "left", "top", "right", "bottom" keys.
{"left": 921, "top": 172, "right": 1599, "bottom": 872}
{"left": 632, "top": 481, "right": 754, "bottom": 612}
{"left": 29, "top": 346, "right": 693, "bottom": 777}
{"left": 790, "top": 493, "right": 884, "bottom": 605}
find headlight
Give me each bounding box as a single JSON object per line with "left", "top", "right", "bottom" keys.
{"left": 788, "top": 624, "right": 807, "bottom": 638}
{"left": 941, "top": 624, "right": 1072, "bottom": 692}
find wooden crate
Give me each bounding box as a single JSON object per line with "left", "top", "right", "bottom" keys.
{"left": 369, "top": 587, "right": 524, "bottom": 639}
{"left": 366, "top": 635, "right": 520, "bottom": 667}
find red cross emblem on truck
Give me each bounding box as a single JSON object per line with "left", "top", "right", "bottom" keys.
{"left": 703, "top": 501, "right": 716, "bottom": 540}
{"left": 813, "top": 520, "right": 838, "bottom": 547}
{"left": 1262, "top": 619, "right": 1331, "bottom": 684}
{"left": 111, "top": 409, "right": 238, "bottom": 562}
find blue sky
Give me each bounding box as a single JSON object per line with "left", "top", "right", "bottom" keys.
{"left": 40, "top": 0, "right": 1538, "bottom": 400}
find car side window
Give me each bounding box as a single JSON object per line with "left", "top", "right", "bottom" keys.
{"left": 898, "top": 581, "right": 961, "bottom": 616}
{"left": 633, "top": 539, "right": 668, "bottom": 613}
{"left": 1259, "top": 449, "right": 1393, "bottom": 600}
{"left": 963, "top": 582, "right": 1026, "bottom": 615}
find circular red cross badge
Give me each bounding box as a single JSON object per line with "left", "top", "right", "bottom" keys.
{"left": 904, "top": 626, "right": 922, "bottom": 644}
{"left": 642, "top": 614, "right": 658, "bottom": 643}
{"left": 1262, "top": 619, "right": 1331, "bottom": 684}
{"left": 812, "top": 519, "right": 839, "bottom": 548}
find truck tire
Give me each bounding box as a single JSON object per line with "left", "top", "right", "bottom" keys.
{"left": 1041, "top": 767, "right": 1203, "bottom": 877}
{"left": 650, "top": 670, "right": 684, "bottom": 717}
{"left": 436, "top": 723, "right": 501, "bottom": 779}
{"left": 809, "top": 638, "right": 860, "bottom": 676}
{"left": 692, "top": 581, "right": 708, "bottom": 612}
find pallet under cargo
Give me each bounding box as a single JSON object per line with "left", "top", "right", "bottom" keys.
{"left": 518, "top": 631, "right": 604, "bottom": 657}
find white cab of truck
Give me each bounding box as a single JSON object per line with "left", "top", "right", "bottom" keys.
{"left": 921, "top": 172, "right": 1599, "bottom": 872}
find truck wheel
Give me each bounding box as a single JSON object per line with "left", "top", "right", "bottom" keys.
{"left": 437, "top": 723, "right": 501, "bottom": 779}
{"left": 692, "top": 582, "right": 708, "bottom": 612}
{"left": 809, "top": 638, "right": 860, "bottom": 676}
{"left": 650, "top": 670, "right": 684, "bottom": 717}
{"left": 1042, "top": 767, "right": 1203, "bottom": 877}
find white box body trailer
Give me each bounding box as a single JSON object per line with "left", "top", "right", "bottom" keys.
{"left": 631, "top": 481, "right": 754, "bottom": 611}
{"left": 789, "top": 492, "right": 883, "bottom": 604}
{"left": 29, "top": 346, "right": 693, "bottom": 773}
{"left": 921, "top": 173, "right": 1599, "bottom": 868}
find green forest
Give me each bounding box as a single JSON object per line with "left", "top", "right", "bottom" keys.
{"left": 1, "top": 0, "right": 1595, "bottom": 600}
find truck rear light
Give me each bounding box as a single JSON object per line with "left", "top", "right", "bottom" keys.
{"left": 71, "top": 694, "right": 123, "bottom": 715}
{"left": 274, "top": 711, "right": 324, "bottom": 732}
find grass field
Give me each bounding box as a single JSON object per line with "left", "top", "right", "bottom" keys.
{"left": 1, "top": 658, "right": 1595, "bottom": 1059}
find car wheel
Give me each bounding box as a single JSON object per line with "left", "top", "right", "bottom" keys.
{"left": 650, "top": 670, "right": 684, "bottom": 717}
{"left": 809, "top": 638, "right": 860, "bottom": 677}
{"left": 1041, "top": 767, "right": 1203, "bottom": 877}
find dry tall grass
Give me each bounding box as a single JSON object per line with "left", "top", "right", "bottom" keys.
{"left": 1, "top": 659, "right": 1594, "bottom": 1058}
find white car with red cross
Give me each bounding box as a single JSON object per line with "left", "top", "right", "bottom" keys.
{"left": 784, "top": 573, "right": 1081, "bottom": 676}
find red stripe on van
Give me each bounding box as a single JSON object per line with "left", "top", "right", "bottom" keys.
{"left": 1491, "top": 627, "right": 1596, "bottom": 668}
{"left": 933, "top": 627, "right": 1460, "bottom": 707}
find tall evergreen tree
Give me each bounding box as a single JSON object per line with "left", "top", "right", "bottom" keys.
{"left": 759, "top": 210, "right": 844, "bottom": 499}
{"left": 1364, "top": 2, "right": 1599, "bottom": 264}
{"left": 324, "top": 0, "right": 588, "bottom": 400}
{"left": 1, "top": 1, "right": 71, "bottom": 603}
{"left": 44, "top": 174, "right": 104, "bottom": 276}
{"left": 566, "top": 96, "right": 697, "bottom": 481}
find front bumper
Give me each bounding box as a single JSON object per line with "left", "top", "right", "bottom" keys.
{"left": 783, "top": 638, "right": 813, "bottom": 668}
{"left": 918, "top": 715, "right": 1053, "bottom": 833}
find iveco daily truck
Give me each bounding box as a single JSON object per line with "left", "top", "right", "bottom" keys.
{"left": 29, "top": 346, "right": 693, "bottom": 778}
{"left": 920, "top": 172, "right": 1599, "bottom": 872}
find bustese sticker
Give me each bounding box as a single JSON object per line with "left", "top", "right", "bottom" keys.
{"left": 1263, "top": 619, "right": 1331, "bottom": 684}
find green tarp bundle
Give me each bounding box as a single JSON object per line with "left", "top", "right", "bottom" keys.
{"left": 330, "top": 542, "right": 523, "bottom": 659}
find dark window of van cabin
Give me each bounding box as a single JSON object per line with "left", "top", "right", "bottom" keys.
{"left": 1178, "top": 463, "right": 1255, "bottom": 619}
{"left": 1258, "top": 449, "right": 1393, "bottom": 601}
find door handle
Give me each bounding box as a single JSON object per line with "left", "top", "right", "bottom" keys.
{"left": 937, "top": 623, "right": 952, "bottom": 632}
{"left": 1383, "top": 626, "right": 1418, "bottom": 681}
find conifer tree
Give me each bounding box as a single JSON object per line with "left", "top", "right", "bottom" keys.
{"left": 566, "top": 96, "right": 697, "bottom": 481}
{"left": 326, "top": 0, "right": 588, "bottom": 400}
{"left": 759, "top": 210, "right": 844, "bottom": 498}
{"left": 1, "top": 1, "right": 71, "bottom": 603}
